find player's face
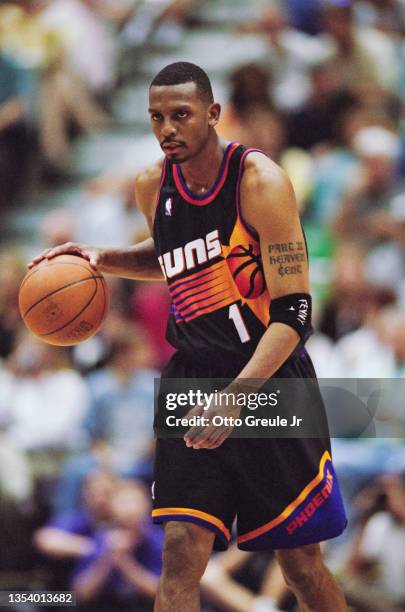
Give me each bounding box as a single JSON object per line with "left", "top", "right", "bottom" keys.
{"left": 149, "top": 82, "right": 219, "bottom": 163}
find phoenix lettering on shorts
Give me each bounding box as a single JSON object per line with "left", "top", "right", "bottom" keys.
{"left": 285, "top": 469, "right": 334, "bottom": 536}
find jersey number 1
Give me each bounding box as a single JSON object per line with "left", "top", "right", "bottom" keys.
{"left": 229, "top": 304, "right": 250, "bottom": 343}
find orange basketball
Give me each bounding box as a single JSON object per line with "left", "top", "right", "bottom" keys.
{"left": 226, "top": 244, "right": 265, "bottom": 299}
{"left": 19, "top": 254, "right": 109, "bottom": 346}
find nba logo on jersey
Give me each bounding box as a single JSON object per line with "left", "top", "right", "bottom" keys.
{"left": 165, "top": 198, "right": 173, "bottom": 216}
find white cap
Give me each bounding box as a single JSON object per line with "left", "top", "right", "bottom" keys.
{"left": 353, "top": 126, "right": 400, "bottom": 160}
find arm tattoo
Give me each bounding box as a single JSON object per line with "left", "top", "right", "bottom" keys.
{"left": 268, "top": 242, "right": 306, "bottom": 277}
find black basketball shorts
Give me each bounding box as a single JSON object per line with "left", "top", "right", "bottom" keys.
{"left": 152, "top": 350, "right": 347, "bottom": 551}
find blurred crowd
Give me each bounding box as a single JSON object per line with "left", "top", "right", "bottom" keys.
{"left": 1, "top": 0, "right": 405, "bottom": 610}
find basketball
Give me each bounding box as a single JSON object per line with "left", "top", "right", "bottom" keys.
{"left": 18, "top": 254, "right": 109, "bottom": 346}
{"left": 226, "top": 244, "right": 265, "bottom": 299}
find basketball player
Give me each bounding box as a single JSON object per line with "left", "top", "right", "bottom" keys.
{"left": 30, "top": 62, "right": 347, "bottom": 611}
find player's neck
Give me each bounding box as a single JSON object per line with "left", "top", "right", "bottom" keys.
{"left": 179, "top": 135, "right": 226, "bottom": 196}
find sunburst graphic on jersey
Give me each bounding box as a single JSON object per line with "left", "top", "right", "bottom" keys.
{"left": 226, "top": 244, "right": 265, "bottom": 299}
{"left": 221, "top": 212, "right": 271, "bottom": 327}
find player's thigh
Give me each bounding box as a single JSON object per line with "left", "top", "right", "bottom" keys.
{"left": 152, "top": 437, "right": 236, "bottom": 550}
{"left": 162, "top": 521, "right": 215, "bottom": 578}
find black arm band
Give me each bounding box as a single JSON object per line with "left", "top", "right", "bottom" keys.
{"left": 269, "top": 293, "right": 313, "bottom": 343}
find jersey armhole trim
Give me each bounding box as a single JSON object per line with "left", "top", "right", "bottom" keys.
{"left": 151, "top": 158, "right": 168, "bottom": 228}
{"left": 236, "top": 148, "right": 268, "bottom": 241}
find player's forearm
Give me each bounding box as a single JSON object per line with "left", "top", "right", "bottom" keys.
{"left": 98, "top": 237, "right": 164, "bottom": 280}
{"left": 233, "top": 323, "right": 300, "bottom": 386}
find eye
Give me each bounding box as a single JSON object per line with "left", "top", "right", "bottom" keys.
{"left": 150, "top": 113, "right": 162, "bottom": 122}
{"left": 176, "top": 110, "right": 188, "bottom": 119}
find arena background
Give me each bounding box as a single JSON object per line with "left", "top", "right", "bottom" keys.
{"left": 1, "top": 0, "right": 405, "bottom": 610}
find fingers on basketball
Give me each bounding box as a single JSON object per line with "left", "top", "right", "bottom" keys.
{"left": 19, "top": 254, "right": 109, "bottom": 346}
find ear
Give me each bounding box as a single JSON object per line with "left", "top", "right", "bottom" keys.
{"left": 208, "top": 103, "right": 221, "bottom": 127}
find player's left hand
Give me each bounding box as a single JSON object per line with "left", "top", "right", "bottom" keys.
{"left": 184, "top": 401, "right": 241, "bottom": 450}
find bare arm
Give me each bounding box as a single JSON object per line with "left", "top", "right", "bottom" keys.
{"left": 185, "top": 154, "right": 309, "bottom": 449}
{"left": 234, "top": 154, "right": 307, "bottom": 381}
{"left": 332, "top": 171, "right": 395, "bottom": 242}
{"left": 34, "top": 527, "right": 94, "bottom": 559}
{"left": 98, "top": 237, "right": 163, "bottom": 280}
{"left": 28, "top": 237, "right": 164, "bottom": 280}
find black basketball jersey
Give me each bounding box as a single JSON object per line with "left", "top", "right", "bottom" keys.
{"left": 153, "top": 142, "right": 271, "bottom": 364}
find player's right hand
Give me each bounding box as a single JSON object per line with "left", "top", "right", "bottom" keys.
{"left": 27, "top": 242, "right": 101, "bottom": 270}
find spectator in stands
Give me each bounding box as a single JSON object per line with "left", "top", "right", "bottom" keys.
{"left": 219, "top": 63, "right": 273, "bottom": 134}
{"left": 72, "top": 479, "right": 162, "bottom": 611}
{"left": 7, "top": 334, "right": 90, "bottom": 450}
{"left": 285, "top": 66, "right": 358, "bottom": 151}
{"left": 321, "top": 0, "right": 399, "bottom": 94}
{"left": 130, "top": 283, "right": 174, "bottom": 371}
{"left": 353, "top": 0, "right": 405, "bottom": 37}
{"left": 120, "top": 0, "right": 197, "bottom": 51}
{"left": 285, "top": 0, "right": 322, "bottom": 35}
{"left": 52, "top": 440, "right": 113, "bottom": 515}
{"left": 218, "top": 63, "right": 285, "bottom": 161}
{"left": 40, "top": 208, "right": 75, "bottom": 248}
{"left": 217, "top": 65, "right": 288, "bottom": 165}
{"left": 34, "top": 468, "right": 117, "bottom": 560}
{"left": 0, "top": 366, "right": 33, "bottom": 504}
{"left": 0, "top": 249, "right": 26, "bottom": 359}
{"left": 0, "top": 50, "right": 31, "bottom": 209}
{"left": 328, "top": 296, "right": 397, "bottom": 377}
{"left": 39, "top": 0, "right": 119, "bottom": 97}
{"left": 239, "top": 3, "right": 327, "bottom": 111}
{"left": 202, "top": 543, "right": 289, "bottom": 611}
{"left": 342, "top": 473, "right": 405, "bottom": 608}
{"left": 0, "top": 1, "right": 108, "bottom": 170}
{"left": 84, "top": 321, "right": 157, "bottom": 473}
{"left": 318, "top": 242, "right": 373, "bottom": 341}
{"left": 73, "top": 184, "right": 147, "bottom": 250}
{"left": 218, "top": 62, "right": 312, "bottom": 206}
{"left": 365, "top": 193, "right": 405, "bottom": 303}
{"left": 384, "top": 307, "right": 405, "bottom": 377}
{"left": 333, "top": 126, "right": 403, "bottom": 249}
{"left": 308, "top": 98, "right": 370, "bottom": 224}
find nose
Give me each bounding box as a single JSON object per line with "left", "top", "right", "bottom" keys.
{"left": 161, "top": 119, "right": 177, "bottom": 139}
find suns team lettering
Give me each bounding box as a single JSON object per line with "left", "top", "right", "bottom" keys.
{"left": 285, "top": 470, "right": 334, "bottom": 536}
{"left": 158, "top": 229, "right": 222, "bottom": 279}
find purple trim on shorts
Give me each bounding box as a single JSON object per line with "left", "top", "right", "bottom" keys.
{"left": 152, "top": 513, "right": 229, "bottom": 550}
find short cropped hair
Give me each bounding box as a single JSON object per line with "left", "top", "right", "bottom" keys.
{"left": 150, "top": 62, "right": 214, "bottom": 104}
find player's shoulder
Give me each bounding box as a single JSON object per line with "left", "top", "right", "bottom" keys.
{"left": 135, "top": 158, "right": 165, "bottom": 215}
{"left": 135, "top": 158, "right": 165, "bottom": 193}
{"left": 242, "top": 151, "right": 290, "bottom": 192}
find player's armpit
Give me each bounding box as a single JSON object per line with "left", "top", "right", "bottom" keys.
{"left": 239, "top": 152, "right": 310, "bottom": 299}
